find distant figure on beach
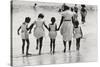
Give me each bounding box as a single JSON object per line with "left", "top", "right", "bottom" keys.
{"left": 80, "top": 5, "right": 87, "bottom": 24}
{"left": 17, "top": 17, "right": 31, "bottom": 56}
{"left": 33, "top": 3, "right": 37, "bottom": 11}
{"left": 74, "top": 4, "right": 78, "bottom": 14}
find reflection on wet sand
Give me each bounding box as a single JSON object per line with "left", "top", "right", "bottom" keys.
{"left": 20, "top": 51, "right": 81, "bottom": 66}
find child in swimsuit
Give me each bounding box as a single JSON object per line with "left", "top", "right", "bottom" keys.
{"left": 73, "top": 21, "right": 83, "bottom": 51}
{"left": 17, "top": 17, "right": 31, "bottom": 56}
{"left": 45, "top": 17, "right": 58, "bottom": 54}
{"left": 29, "top": 13, "right": 48, "bottom": 55}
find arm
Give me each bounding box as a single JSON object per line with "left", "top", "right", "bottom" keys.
{"left": 55, "top": 24, "right": 58, "bottom": 31}
{"left": 58, "top": 16, "right": 64, "bottom": 30}
{"left": 28, "top": 22, "right": 35, "bottom": 33}
{"left": 72, "top": 16, "right": 74, "bottom": 25}
{"left": 43, "top": 22, "right": 49, "bottom": 31}
{"left": 73, "top": 28, "right": 75, "bottom": 35}
{"left": 17, "top": 26, "right": 21, "bottom": 35}
{"left": 80, "top": 27, "right": 83, "bottom": 37}
{"left": 58, "top": 8, "right": 62, "bottom": 12}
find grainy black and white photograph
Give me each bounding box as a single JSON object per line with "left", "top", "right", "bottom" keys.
{"left": 11, "top": 0, "right": 98, "bottom": 66}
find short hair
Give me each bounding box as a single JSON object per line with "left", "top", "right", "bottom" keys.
{"left": 34, "top": 3, "right": 37, "bottom": 6}
{"left": 51, "top": 17, "right": 56, "bottom": 22}
{"left": 38, "top": 13, "right": 44, "bottom": 18}
{"left": 25, "top": 17, "right": 31, "bottom": 23}
{"left": 81, "top": 5, "right": 86, "bottom": 7}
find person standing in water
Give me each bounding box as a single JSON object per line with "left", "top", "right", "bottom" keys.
{"left": 29, "top": 13, "right": 48, "bottom": 55}
{"left": 73, "top": 21, "right": 83, "bottom": 51}
{"left": 45, "top": 17, "right": 58, "bottom": 54}
{"left": 58, "top": 4, "right": 74, "bottom": 53}
{"left": 17, "top": 17, "right": 31, "bottom": 56}
{"left": 80, "top": 5, "right": 87, "bottom": 24}
{"left": 33, "top": 3, "right": 37, "bottom": 11}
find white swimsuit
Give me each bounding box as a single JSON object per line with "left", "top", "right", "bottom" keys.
{"left": 34, "top": 19, "right": 45, "bottom": 39}
{"left": 49, "top": 24, "right": 57, "bottom": 39}
{"left": 73, "top": 27, "right": 82, "bottom": 38}
{"left": 21, "top": 22, "right": 29, "bottom": 39}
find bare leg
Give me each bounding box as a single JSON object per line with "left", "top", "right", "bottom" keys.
{"left": 39, "top": 37, "right": 43, "bottom": 55}
{"left": 53, "top": 39, "right": 55, "bottom": 54}
{"left": 22, "top": 39, "right": 25, "bottom": 54}
{"left": 50, "top": 39, "right": 52, "bottom": 53}
{"left": 26, "top": 39, "right": 30, "bottom": 55}
{"left": 76, "top": 38, "right": 80, "bottom": 51}
{"left": 69, "top": 40, "right": 72, "bottom": 51}
{"left": 36, "top": 39, "right": 39, "bottom": 50}
{"left": 63, "top": 40, "right": 66, "bottom": 53}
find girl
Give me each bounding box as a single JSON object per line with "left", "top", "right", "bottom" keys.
{"left": 73, "top": 21, "right": 83, "bottom": 51}
{"left": 29, "top": 13, "right": 48, "bottom": 55}
{"left": 17, "top": 17, "right": 31, "bottom": 56}
{"left": 45, "top": 17, "right": 57, "bottom": 54}
{"left": 58, "top": 4, "right": 74, "bottom": 53}
{"left": 80, "top": 5, "right": 87, "bottom": 24}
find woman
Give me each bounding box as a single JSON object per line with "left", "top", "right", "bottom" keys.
{"left": 58, "top": 4, "right": 74, "bottom": 53}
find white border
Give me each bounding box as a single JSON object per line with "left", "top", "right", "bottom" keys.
{"left": 0, "top": 0, "right": 99, "bottom": 67}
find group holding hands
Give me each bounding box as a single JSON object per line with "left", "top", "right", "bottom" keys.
{"left": 17, "top": 4, "right": 87, "bottom": 56}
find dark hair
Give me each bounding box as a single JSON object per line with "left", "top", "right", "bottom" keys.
{"left": 81, "top": 5, "right": 86, "bottom": 7}
{"left": 75, "top": 4, "right": 77, "bottom": 6}
{"left": 63, "top": 4, "right": 69, "bottom": 11}
{"left": 25, "top": 17, "right": 31, "bottom": 23}
{"left": 51, "top": 17, "right": 56, "bottom": 23}
{"left": 74, "top": 20, "right": 79, "bottom": 27}
{"left": 71, "top": 7, "right": 73, "bottom": 12}
{"left": 38, "top": 13, "right": 44, "bottom": 18}
{"left": 34, "top": 3, "right": 37, "bottom": 6}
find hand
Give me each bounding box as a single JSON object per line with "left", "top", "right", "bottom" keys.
{"left": 29, "top": 31, "right": 31, "bottom": 34}
{"left": 17, "top": 32, "right": 20, "bottom": 35}
{"left": 56, "top": 28, "right": 59, "bottom": 31}
{"left": 58, "top": 8, "right": 63, "bottom": 12}
{"left": 58, "top": 9, "right": 61, "bottom": 12}
{"left": 57, "top": 27, "right": 60, "bottom": 31}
